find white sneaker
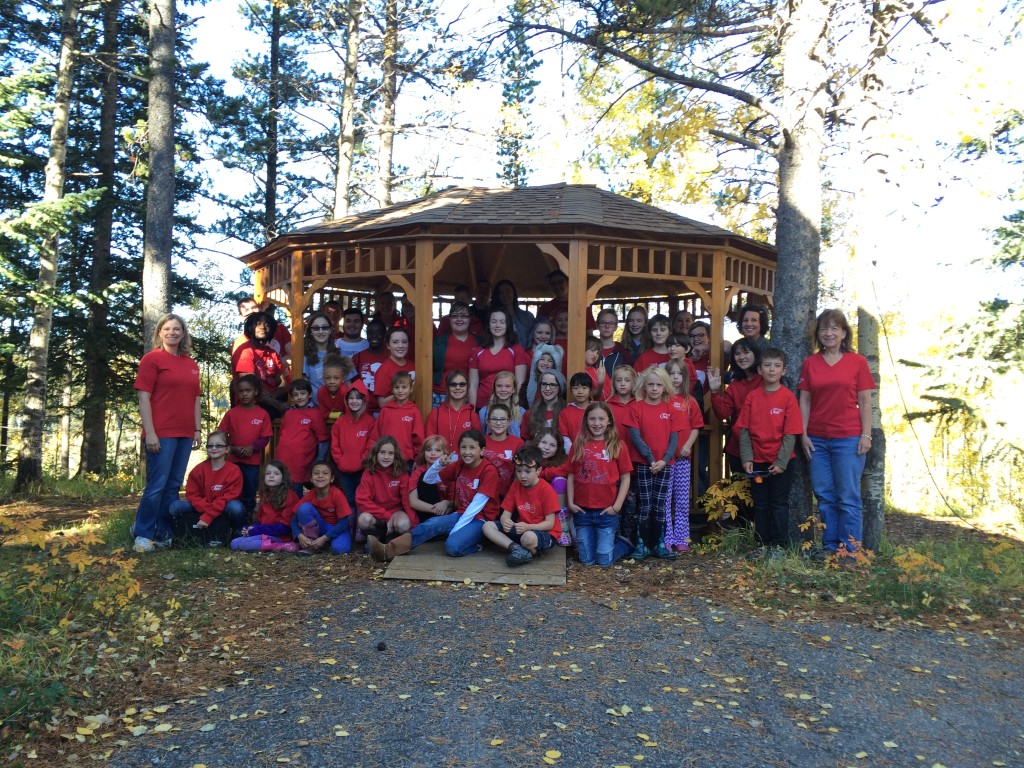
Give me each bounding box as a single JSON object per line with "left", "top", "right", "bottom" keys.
{"left": 153, "top": 537, "right": 172, "bottom": 549}
{"left": 133, "top": 536, "right": 155, "bottom": 553}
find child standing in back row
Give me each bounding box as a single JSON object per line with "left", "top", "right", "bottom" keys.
{"left": 317, "top": 354, "right": 353, "bottom": 422}
{"left": 276, "top": 379, "right": 328, "bottom": 497}
{"left": 737, "top": 348, "right": 803, "bottom": 559}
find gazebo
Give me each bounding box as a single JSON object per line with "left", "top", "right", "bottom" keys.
{"left": 238, "top": 183, "right": 777, "bottom": 480}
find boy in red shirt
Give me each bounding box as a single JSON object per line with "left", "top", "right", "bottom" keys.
{"left": 317, "top": 354, "right": 352, "bottom": 422}
{"left": 483, "top": 445, "right": 561, "bottom": 566}
{"left": 219, "top": 374, "right": 273, "bottom": 516}
{"left": 737, "top": 347, "right": 803, "bottom": 558}
{"left": 276, "top": 379, "right": 328, "bottom": 496}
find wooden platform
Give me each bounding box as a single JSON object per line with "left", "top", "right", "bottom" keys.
{"left": 382, "top": 541, "right": 566, "bottom": 586}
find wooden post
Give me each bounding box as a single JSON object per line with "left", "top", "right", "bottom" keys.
{"left": 413, "top": 239, "right": 435, "bottom": 419}
{"left": 707, "top": 250, "right": 728, "bottom": 483}
{"left": 290, "top": 250, "right": 304, "bottom": 383}
{"left": 565, "top": 238, "right": 587, "bottom": 377}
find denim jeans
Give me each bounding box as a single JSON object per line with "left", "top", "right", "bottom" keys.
{"left": 574, "top": 508, "right": 619, "bottom": 567}
{"left": 808, "top": 435, "right": 866, "bottom": 551}
{"left": 238, "top": 463, "right": 261, "bottom": 516}
{"left": 168, "top": 498, "right": 245, "bottom": 545}
{"left": 445, "top": 518, "right": 485, "bottom": 557}
{"left": 411, "top": 512, "right": 458, "bottom": 548}
{"left": 293, "top": 502, "right": 352, "bottom": 554}
{"left": 134, "top": 437, "right": 193, "bottom": 541}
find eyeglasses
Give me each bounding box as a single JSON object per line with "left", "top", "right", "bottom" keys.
{"left": 206, "top": 444, "right": 227, "bottom": 450}
{"left": 488, "top": 416, "right": 508, "bottom": 423}
{"left": 598, "top": 321, "right": 617, "bottom": 327}
{"left": 688, "top": 333, "right": 707, "bottom": 340}
{"left": 449, "top": 381, "right": 468, "bottom": 387}
{"left": 513, "top": 458, "right": 539, "bottom": 468}
{"left": 450, "top": 314, "right": 470, "bottom": 320}
{"left": 310, "top": 325, "right": 332, "bottom": 331}
{"left": 540, "top": 382, "right": 559, "bottom": 388}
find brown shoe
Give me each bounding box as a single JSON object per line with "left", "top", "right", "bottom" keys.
{"left": 388, "top": 532, "right": 413, "bottom": 559}
{"left": 367, "top": 535, "right": 388, "bottom": 562}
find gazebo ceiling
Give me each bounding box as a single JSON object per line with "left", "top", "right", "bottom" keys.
{"left": 241, "top": 183, "right": 776, "bottom": 301}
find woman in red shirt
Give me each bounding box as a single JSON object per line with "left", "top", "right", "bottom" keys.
{"left": 468, "top": 308, "right": 529, "bottom": 410}
{"left": 132, "top": 313, "right": 202, "bottom": 553}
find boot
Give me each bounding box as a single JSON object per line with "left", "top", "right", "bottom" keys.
{"left": 367, "top": 535, "right": 388, "bottom": 563}
{"left": 387, "top": 532, "right": 413, "bottom": 560}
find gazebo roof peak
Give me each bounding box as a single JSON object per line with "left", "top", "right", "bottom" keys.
{"left": 290, "top": 183, "right": 755, "bottom": 244}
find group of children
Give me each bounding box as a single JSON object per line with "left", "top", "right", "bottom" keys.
{"left": 171, "top": 326, "right": 803, "bottom": 564}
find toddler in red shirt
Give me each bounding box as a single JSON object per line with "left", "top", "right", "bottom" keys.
{"left": 483, "top": 445, "right": 561, "bottom": 566}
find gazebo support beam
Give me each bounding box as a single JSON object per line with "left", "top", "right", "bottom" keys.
{"left": 410, "top": 242, "right": 435, "bottom": 418}
{"left": 565, "top": 239, "right": 587, "bottom": 377}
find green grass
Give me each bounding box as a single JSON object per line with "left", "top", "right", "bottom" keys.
{"left": 0, "top": 471, "right": 141, "bottom": 504}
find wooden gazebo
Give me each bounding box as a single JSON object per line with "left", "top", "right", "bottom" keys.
{"left": 238, "top": 183, "right": 777, "bottom": 479}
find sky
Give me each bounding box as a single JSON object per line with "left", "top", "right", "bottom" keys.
{"left": 184, "top": 0, "right": 1021, "bottom": 320}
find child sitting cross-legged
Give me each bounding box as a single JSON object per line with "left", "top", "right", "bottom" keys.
{"left": 292, "top": 460, "right": 353, "bottom": 554}
{"left": 230, "top": 460, "right": 301, "bottom": 552}
{"left": 482, "top": 445, "right": 561, "bottom": 567}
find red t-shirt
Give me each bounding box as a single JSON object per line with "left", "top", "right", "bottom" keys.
{"left": 435, "top": 334, "right": 478, "bottom": 394}
{"left": 317, "top": 386, "right": 348, "bottom": 421}
{"left": 625, "top": 399, "right": 681, "bottom": 465}
{"left": 351, "top": 347, "right": 390, "bottom": 413}
{"left": 438, "top": 459, "right": 501, "bottom": 521}
{"left": 330, "top": 410, "right": 375, "bottom": 473}
{"left": 711, "top": 375, "right": 763, "bottom": 457}
{"left": 425, "top": 403, "right": 480, "bottom": 449}
{"left": 606, "top": 397, "right": 634, "bottom": 448}
{"left": 373, "top": 358, "right": 416, "bottom": 401}
{"left": 671, "top": 394, "right": 704, "bottom": 457}
{"left": 569, "top": 439, "right": 633, "bottom": 509}
{"left": 184, "top": 460, "right": 243, "bottom": 525}
{"left": 276, "top": 406, "right": 328, "bottom": 483}
{"left": 373, "top": 401, "right": 424, "bottom": 461}
{"left": 300, "top": 486, "right": 351, "bottom": 527}
{"left": 557, "top": 403, "right": 589, "bottom": 446}
{"left": 634, "top": 349, "right": 669, "bottom": 373}
{"left": 232, "top": 342, "right": 289, "bottom": 391}
{"left": 232, "top": 323, "right": 291, "bottom": 355}
{"left": 482, "top": 434, "right": 524, "bottom": 497}
{"left": 798, "top": 352, "right": 875, "bottom": 438}
{"left": 134, "top": 349, "right": 201, "bottom": 438}
{"left": 737, "top": 385, "right": 803, "bottom": 464}
{"left": 501, "top": 479, "right": 562, "bottom": 539}
{"left": 469, "top": 344, "right": 529, "bottom": 409}
{"left": 219, "top": 405, "right": 273, "bottom": 466}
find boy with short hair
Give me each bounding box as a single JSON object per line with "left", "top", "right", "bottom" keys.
{"left": 483, "top": 445, "right": 561, "bottom": 567}
{"left": 736, "top": 347, "right": 804, "bottom": 559}
{"left": 372, "top": 371, "right": 424, "bottom": 464}
{"left": 317, "top": 354, "right": 354, "bottom": 422}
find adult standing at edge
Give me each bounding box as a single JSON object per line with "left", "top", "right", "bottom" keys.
{"left": 133, "top": 313, "right": 202, "bottom": 553}
{"left": 799, "top": 309, "right": 876, "bottom": 558}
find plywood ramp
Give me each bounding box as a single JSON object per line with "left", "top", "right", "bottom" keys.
{"left": 382, "top": 541, "right": 566, "bottom": 586}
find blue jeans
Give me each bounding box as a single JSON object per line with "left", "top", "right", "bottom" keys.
{"left": 808, "top": 435, "right": 866, "bottom": 551}
{"left": 169, "top": 498, "right": 247, "bottom": 531}
{"left": 134, "top": 437, "right": 193, "bottom": 541}
{"left": 337, "top": 471, "right": 362, "bottom": 515}
{"left": 411, "top": 512, "right": 458, "bottom": 548}
{"left": 445, "top": 518, "right": 485, "bottom": 557}
{"left": 293, "top": 503, "right": 352, "bottom": 554}
{"left": 168, "top": 498, "right": 246, "bottom": 545}
{"left": 238, "top": 463, "right": 260, "bottom": 516}
{"left": 574, "top": 508, "right": 619, "bottom": 567}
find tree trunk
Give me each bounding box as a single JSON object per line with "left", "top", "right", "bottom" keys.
{"left": 142, "top": 0, "right": 176, "bottom": 345}
{"left": 15, "top": 0, "right": 80, "bottom": 491}
{"left": 58, "top": 375, "right": 71, "bottom": 477}
{"left": 375, "top": 0, "right": 397, "bottom": 207}
{"left": 79, "top": 0, "right": 120, "bottom": 477}
{"left": 265, "top": 0, "right": 280, "bottom": 241}
{"left": 771, "top": 0, "right": 831, "bottom": 537}
{"left": 333, "top": 0, "right": 361, "bottom": 219}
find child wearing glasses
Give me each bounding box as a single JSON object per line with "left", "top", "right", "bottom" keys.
{"left": 478, "top": 370, "right": 525, "bottom": 437}
{"left": 483, "top": 445, "right": 561, "bottom": 567}
{"left": 481, "top": 403, "right": 525, "bottom": 497}
{"left": 169, "top": 430, "right": 245, "bottom": 546}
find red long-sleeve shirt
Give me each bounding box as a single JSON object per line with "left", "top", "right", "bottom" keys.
{"left": 184, "top": 461, "right": 243, "bottom": 525}
{"left": 355, "top": 470, "right": 416, "bottom": 525}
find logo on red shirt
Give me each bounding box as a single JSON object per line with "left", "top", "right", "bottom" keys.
{"left": 212, "top": 483, "right": 224, "bottom": 491}
{"left": 251, "top": 418, "right": 264, "bottom": 426}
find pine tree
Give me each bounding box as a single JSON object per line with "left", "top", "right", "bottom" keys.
{"left": 496, "top": 0, "right": 540, "bottom": 187}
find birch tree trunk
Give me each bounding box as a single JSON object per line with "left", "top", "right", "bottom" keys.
{"left": 333, "top": 0, "right": 361, "bottom": 218}
{"left": 375, "top": 0, "right": 397, "bottom": 207}
{"left": 15, "top": 0, "right": 80, "bottom": 491}
{"left": 142, "top": 0, "right": 176, "bottom": 344}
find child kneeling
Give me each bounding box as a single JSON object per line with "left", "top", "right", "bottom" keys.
{"left": 482, "top": 446, "right": 561, "bottom": 567}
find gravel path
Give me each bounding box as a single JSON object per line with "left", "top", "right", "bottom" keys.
{"left": 112, "top": 580, "right": 1022, "bottom": 768}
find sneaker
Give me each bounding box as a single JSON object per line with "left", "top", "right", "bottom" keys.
{"left": 654, "top": 542, "right": 676, "bottom": 559}
{"left": 767, "top": 547, "right": 786, "bottom": 562}
{"left": 632, "top": 539, "right": 650, "bottom": 561}
{"left": 674, "top": 543, "right": 690, "bottom": 553}
{"left": 133, "top": 536, "right": 155, "bottom": 553}
{"left": 808, "top": 547, "right": 832, "bottom": 563}
{"left": 745, "top": 547, "right": 767, "bottom": 561}
{"left": 207, "top": 540, "right": 222, "bottom": 548}
{"left": 506, "top": 544, "right": 533, "bottom": 567}
{"left": 154, "top": 536, "right": 172, "bottom": 549}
